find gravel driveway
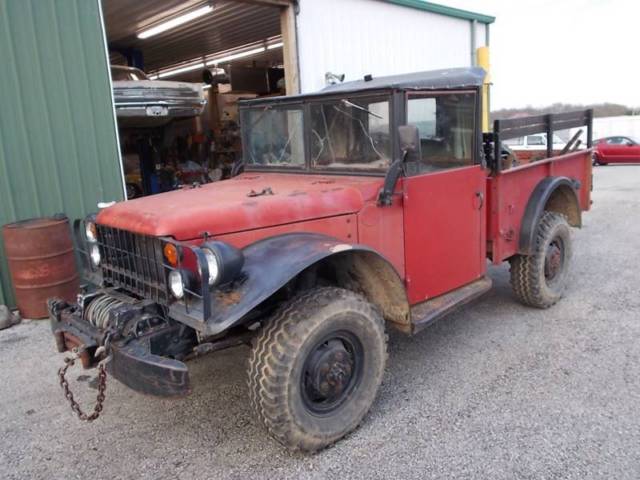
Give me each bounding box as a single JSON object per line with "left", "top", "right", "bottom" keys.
{"left": 1, "top": 165, "right": 639, "bottom": 480}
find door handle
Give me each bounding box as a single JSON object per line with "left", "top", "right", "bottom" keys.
{"left": 475, "top": 191, "right": 484, "bottom": 209}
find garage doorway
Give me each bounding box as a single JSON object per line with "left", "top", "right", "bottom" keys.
{"left": 102, "top": 0, "right": 298, "bottom": 199}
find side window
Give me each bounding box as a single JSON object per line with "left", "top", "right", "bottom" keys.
{"left": 504, "top": 137, "right": 524, "bottom": 146}
{"left": 527, "top": 135, "right": 545, "bottom": 146}
{"left": 406, "top": 92, "right": 476, "bottom": 175}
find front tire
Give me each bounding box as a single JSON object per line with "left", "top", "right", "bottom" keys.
{"left": 509, "top": 212, "right": 573, "bottom": 308}
{"left": 593, "top": 155, "right": 607, "bottom": 166}
{"left": 248, "top": 287, "right": 387, "bottom": 451}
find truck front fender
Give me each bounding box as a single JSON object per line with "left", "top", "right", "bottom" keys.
{"left": 519, "top": 176, "right": 581, "bottom": 255}
{"left": 196, "top": 233, "right": 409, "bottom": 336}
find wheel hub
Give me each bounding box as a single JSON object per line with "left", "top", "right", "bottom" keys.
{"left": 544, "top": 239, "right": 564, "bottom": 282}
{"left": 302, "top": 335, "right": 361, "bottom": 414}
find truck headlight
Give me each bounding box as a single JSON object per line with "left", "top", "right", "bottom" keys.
{"left": 90, "top": 244, "right": 101, "bottom": 267}
{"left": 168, "top": 270, "right": 185, "bottom": 299}
{"left": 199, "top": 241, "right": 244, "bottom": 287}
{"left": 200, "top": 248, "right": 220, "bottom": 286}
{"left": 85, "top": 221, "right": 97, "bottom": 243}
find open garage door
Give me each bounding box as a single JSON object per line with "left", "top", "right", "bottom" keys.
{"left": 101, "top": 0, "right": 298, "bottom": 199}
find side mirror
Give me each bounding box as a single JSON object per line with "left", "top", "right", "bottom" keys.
{"left": 377, "top": 125, "right": 422, "bottom": 207}
{"left": 398, "top": 125, "right": 422, "bottom": 163}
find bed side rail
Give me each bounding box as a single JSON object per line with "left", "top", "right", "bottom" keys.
{"left": 484, "top": 109, "right": 593, "bottom": 173}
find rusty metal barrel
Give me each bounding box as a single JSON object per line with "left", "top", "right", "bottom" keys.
{"left": 2, "top": 215, "right": 79, "bottom": 319}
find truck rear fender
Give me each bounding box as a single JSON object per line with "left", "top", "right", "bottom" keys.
{"left": 519, "top": 176, "right": 581, "bottom": 255}
{"left": 201, "top": 233, "right": 410, "bottom": 336}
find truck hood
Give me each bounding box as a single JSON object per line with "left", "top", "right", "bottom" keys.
{"left": 97, "top": 173, "right": 383, "bottom": 240}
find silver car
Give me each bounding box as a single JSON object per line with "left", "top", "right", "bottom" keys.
{"left": 111, "top": 65, "right": 206, "bottom": 127}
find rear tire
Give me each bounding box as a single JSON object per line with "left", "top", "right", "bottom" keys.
{"left": 247, "top": 287, "right": 387, "bottom": 451}
{"left": 509, "top": 212, "right": 572, "bottom": 308}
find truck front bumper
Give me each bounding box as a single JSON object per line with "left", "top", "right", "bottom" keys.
{"left": 49, "top": 299, "right": 192, "bottom": 397}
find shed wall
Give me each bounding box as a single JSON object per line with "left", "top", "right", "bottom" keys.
{"left": 296, "top": 0, "right": 485, "bottom": 93}
{"left": 0, "top": 0, "right": 124, "bottom": 309}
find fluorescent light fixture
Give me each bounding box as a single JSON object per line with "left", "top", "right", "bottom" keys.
{"left": 202, "top": 84, "right": 211, "bottom": 90}
{"left": 137, "top": 5, "right": 213, "bottom": 39}
{"left": 206, "top": 47, "right": 265, "bottom": 66}
{"left": 157, "top": 62, "right": 204, "bottom": 78}
{"left": 267, "top": 42, "right": 283, "bottom": 50}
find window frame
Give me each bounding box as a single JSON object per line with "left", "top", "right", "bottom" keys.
{"left": 403, "top": 89, "right": 481, "bottom": 175}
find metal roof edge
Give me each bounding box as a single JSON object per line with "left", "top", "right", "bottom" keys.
{"left": 379, "top": 0, "right": 496, "bottom": 24}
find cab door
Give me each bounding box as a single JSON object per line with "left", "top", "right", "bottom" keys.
{"left": 402, "top": 91, "right": 487, "bottom": 305}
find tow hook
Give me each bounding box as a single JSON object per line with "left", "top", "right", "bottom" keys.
{"left": 57, "top": 334, "right": 113, "bottom": 422}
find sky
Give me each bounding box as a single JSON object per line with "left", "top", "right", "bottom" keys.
{"left": 443, "top": 0, "right": 640, "bottom": 109}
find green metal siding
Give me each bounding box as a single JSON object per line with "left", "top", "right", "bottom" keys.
{"left": 0, "top": 0, "right": 124, "bottom": 308}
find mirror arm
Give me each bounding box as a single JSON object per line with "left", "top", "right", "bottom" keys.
{"left": 377, "top": 151, "right": 407, "bottom": 207}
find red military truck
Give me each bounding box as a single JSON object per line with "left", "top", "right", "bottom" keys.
{"left": 50, "top": 68, "right": 593, "bottom": 451}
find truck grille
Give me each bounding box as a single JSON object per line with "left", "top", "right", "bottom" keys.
{"left": 96, "top": 226, "right": 170, "bottom": 304}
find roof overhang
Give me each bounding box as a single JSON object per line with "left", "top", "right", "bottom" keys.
{"left": 380, "top": 0, "right": 495, "bottom": 24}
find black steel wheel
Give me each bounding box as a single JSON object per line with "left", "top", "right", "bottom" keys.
{"left": 510, "top": 211, "right": 573, "bottom": 308}
{"left": 248, "top": 287, "right": 387, "bottom": 451}
{"left": 300, "top": 331, "right": 364, "bottom": 415}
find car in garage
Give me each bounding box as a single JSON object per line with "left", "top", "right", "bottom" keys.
{"left": 111, "top": 65, "right": 206, "bottom": 127}
{"left": 592, "top": 136, "right": 640, "bottom": 165}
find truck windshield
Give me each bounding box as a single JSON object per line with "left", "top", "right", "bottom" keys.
{"left": 242, "top": 106, "right": 305, "bottom": 167}
{"left": 310, "top": 96, "right": 391, "bottom": 170}
{"left": 241, "top": 95, "right": 392, "bottom": 172}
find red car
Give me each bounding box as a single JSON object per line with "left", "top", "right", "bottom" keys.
{"left": 593, "top": 136, "right": 640, "bottom": 165}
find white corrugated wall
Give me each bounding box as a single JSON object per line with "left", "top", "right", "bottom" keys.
{"left": 295, "top": 0, "right": 487, "bottom": 93}
{"left": 566, "top": 116, "right": 640, "bottom": 143}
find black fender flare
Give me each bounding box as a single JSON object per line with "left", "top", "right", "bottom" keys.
{"left": 518, "top": 176, "right": 581, "bottom": 255}
{"left": 197, "top": 233, "right": 409, "bottom": 336}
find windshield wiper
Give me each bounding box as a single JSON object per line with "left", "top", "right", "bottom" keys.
{"left": 341, "top": 99, "right": 383, "bottom": 119}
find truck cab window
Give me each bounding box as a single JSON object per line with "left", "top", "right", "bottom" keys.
{"left": 406, "top": 92, "right": 475, "bottom": 174}
{"left": 310, "top": 97, "right": 392, "bottom": 170}
{"left": 242, "top": 107, "right": 305, "bottom": 167}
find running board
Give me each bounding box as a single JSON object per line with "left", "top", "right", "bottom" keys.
{"left": 410, "top": 277, "right": 492, "bottom": 334}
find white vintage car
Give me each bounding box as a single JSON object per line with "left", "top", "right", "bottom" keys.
{"left": 503, "top": 133, "right": 567, "bottom": 151}
{"left": 111, "top": 65, "right": 206, "bottom": 127}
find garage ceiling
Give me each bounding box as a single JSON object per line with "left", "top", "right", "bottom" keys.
{"left": 103, "top": 0, "right": 282, "bottom": 73}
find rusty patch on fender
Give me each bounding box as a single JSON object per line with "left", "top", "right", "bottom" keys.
{"left": 215, "top": 290, "right": 242, "bottom": 306}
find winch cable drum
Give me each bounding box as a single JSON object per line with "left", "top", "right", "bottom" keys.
{"left": 83, "top": 295, "right": 126, "bottom": 330}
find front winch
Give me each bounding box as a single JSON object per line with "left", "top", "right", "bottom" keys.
{"left": 49, "top": 293, "right": 197, "bottom": 406}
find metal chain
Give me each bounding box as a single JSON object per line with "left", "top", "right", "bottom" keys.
{"left": 58, "top": 349, "right": 108, "bottom": 422}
